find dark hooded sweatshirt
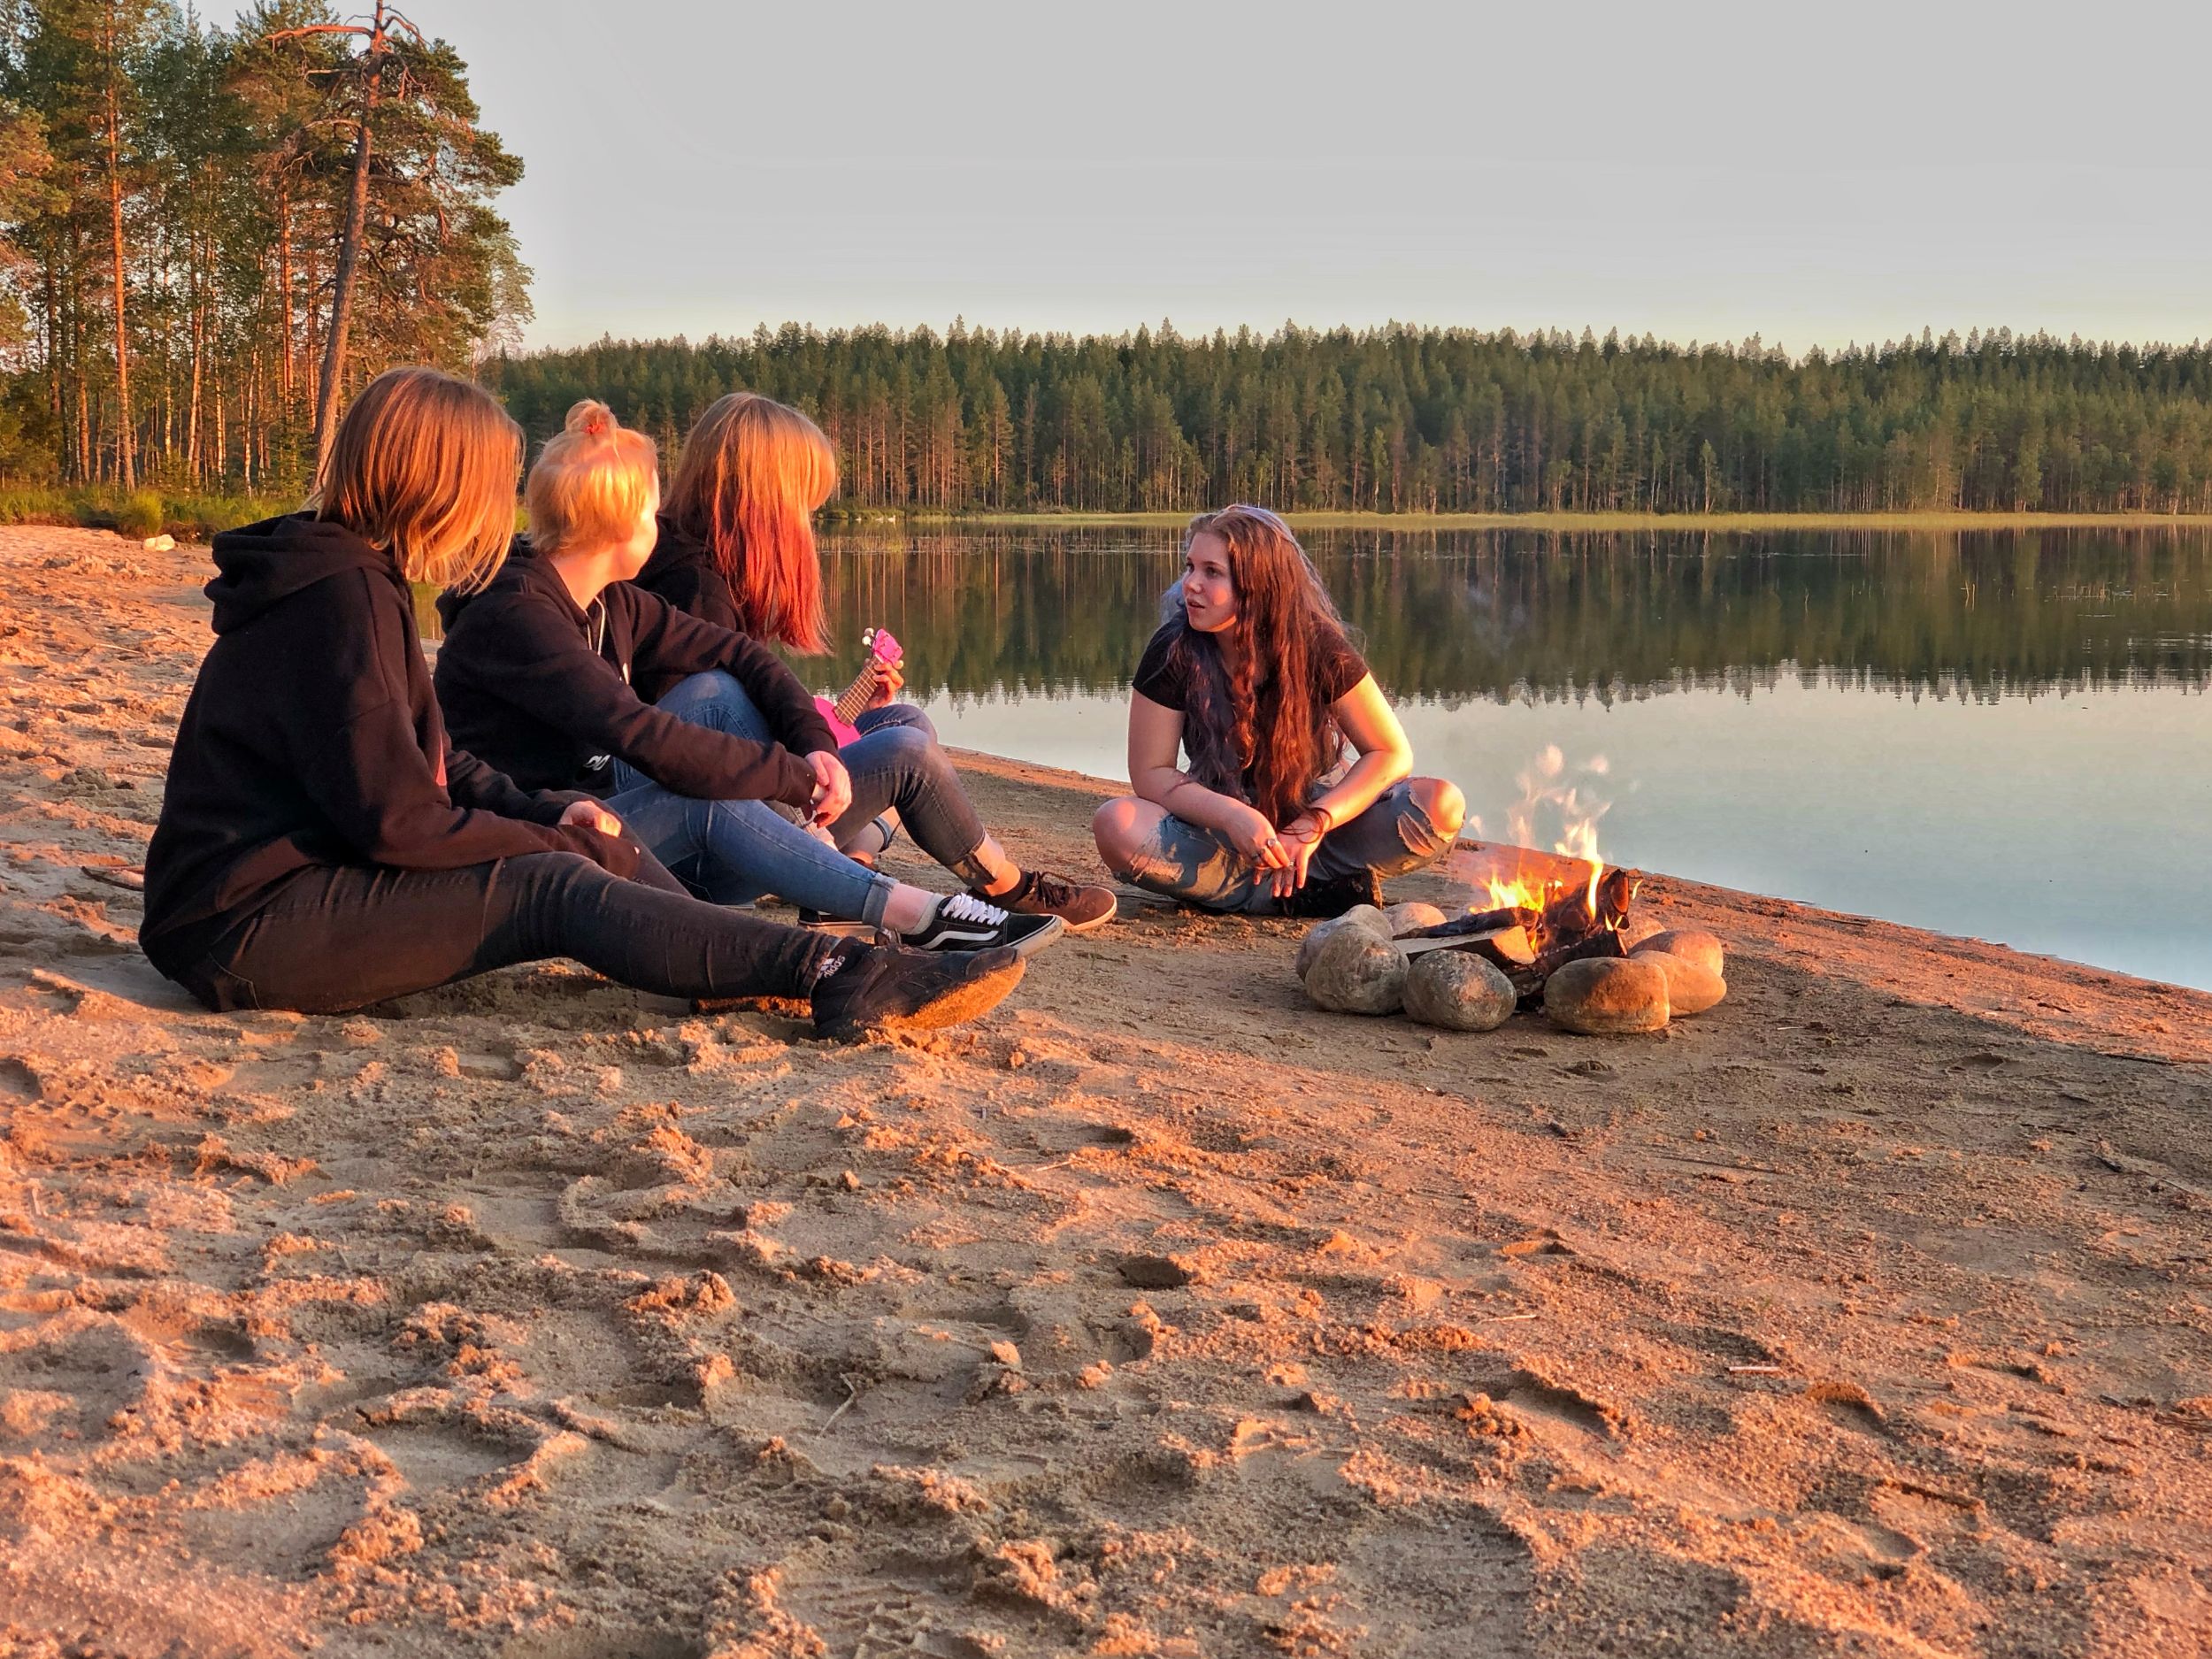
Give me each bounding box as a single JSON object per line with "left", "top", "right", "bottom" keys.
{"left": 431, "top": 545, "right": 835, "bottom": 807}
{"left": 141, "top": 513, "right": 634, "bottom": 973}
{"left": 634, "top": 513, "right": 746, "bottom": 636}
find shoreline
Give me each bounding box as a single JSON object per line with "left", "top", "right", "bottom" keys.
{"left": 4, "top": 522, "right": 2208, "bottom": 1655}
{"left": 15, "top": 491, "right": 2212, "bottom": 544}
{"left": 840, "top": 508, "right": 2212, "bottom": 533}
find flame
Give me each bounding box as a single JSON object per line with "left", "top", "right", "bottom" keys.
{"left": 1474, "top": 747, "right": 1621, "bottom": 939}
{"left": 1481, "top": 870, "right": 1550, "bottom": 911}
{"left": 1554, "top": 815, "right": 1604, "bottom": 917}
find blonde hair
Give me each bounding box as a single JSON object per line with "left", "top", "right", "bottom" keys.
{"left": 525, "top": 399, "right": 660, "bottom": 557}
{"left": 665, "top": 391, "right": 838, "bottom": 654}
{"left": 310, "top": 365, "right": 522, "bottom": 593}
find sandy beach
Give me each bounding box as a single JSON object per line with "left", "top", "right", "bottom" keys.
{"left": 2, "top": 522, "right": 2208, "bottom": 1657}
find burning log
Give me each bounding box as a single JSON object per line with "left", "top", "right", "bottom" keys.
{"left": 1530, "top": 867, "right": 1635, "bottom": 946}
{"left": 1385, "top": 864, "right": 1647, "bottom": 1003}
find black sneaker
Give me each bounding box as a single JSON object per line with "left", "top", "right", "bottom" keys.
{"left": 810, "top": 941, "right": 1025, "bottom": 1041}
{"left": 968, "top": 869, "right": 1118, "bottom": 934}
{"left": 899, "top": 893, "right": 1064, "bottom": 957}
{"left": 1279, "top": 868, "right": 1385, "bottom": 919}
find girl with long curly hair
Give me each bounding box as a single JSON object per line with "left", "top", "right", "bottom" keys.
{"left": 1092, "top": 505, "right": 1464, "bottom": 915}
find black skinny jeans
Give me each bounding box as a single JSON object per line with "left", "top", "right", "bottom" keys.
{"left": 164, "top": 851, "right": 833, "bottom": 1015}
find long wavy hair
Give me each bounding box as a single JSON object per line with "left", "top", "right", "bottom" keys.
{"left": 1166, "top": 505, "right": 1348, "bottom": 826}
{"left": 664, "top": 392, "right": 838, "bottom": 654}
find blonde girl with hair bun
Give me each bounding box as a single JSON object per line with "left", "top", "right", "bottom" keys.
{"left": 523, "top": 397, "right": 663, "bottom": 560}
{"left": 434, "top": 400, "right": 1065, "bottom": 957}
{"left": 637, "top": 391, "right": 1118, "bottom": 934}
{"left": 142, "top": 371, "right": 1026, "bottom": 1036}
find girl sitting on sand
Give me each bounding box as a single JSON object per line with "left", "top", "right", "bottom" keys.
{"left": 139, "top": 365, "right": 1024, "bottom": 1039}
{"left": 1091, "top": 504, "right": 1465, "bottom": 915}
{"left": 434, "top": 400, "right": 1057, "bottom": 956}
{"left": 634, "top": 391, "right": 1118, "bottom": 935}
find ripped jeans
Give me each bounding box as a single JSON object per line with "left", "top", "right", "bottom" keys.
{"left": 1109, "top": 779, "right": 1455, "bottom": 913}
{"left": 634, "top": 672, "right": 996, "bottom": 888}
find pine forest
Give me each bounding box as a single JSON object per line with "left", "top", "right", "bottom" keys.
{"left": 0, "top": 0, "right": 526, "bottom": 496}
{"left": 494, "top": 326, "right": 2212, "bottom": 518}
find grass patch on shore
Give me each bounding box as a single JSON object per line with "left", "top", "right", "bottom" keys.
{"left": 0, "top": 486, "right": 288, "bottom": 541}
{"left": 850, "top": 507, "right": 2212, "bottom": 533}
{"left": 14, "top": 492, "right": 2203, "bottom": 545}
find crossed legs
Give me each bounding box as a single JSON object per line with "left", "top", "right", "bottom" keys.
{"left": 1093, "top": 777, "right": 1465, "bottom": 912}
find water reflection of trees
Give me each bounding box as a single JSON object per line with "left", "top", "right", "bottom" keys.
{"left": 818, "top": 526, "right": 2212, "bottom": 704}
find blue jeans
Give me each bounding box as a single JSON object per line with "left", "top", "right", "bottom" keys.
{"left": 604, "top": 672, "right": 900, "bottom": 924}
{"left": 1108, "top": 780, "right": 1455, "bottom": 913}
{"left": 677, "top": 675, "right": 995, "bottom": 885}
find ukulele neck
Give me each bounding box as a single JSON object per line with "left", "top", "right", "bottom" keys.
{"left": 832, "top": 664, "right": 879, "bottom": 726}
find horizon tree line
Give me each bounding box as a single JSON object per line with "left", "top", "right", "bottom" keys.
{"left": 492, "top": 322, "right": 2212, "bottom": 518}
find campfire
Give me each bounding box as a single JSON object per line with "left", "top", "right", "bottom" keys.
{"left": 1394, "top": 856, "right": 1643, "bottom": 1001}
{"left": 1294, "top": 748, "right": 1728, "bottom": 1037}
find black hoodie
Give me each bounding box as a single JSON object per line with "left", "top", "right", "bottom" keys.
{"left": 432, "top": 546, "right": 834, "bottom": 807}
{"left": 141, "top": 513, "right": 634, "bottom": 969}
{"left": 634, "top": 513, "right": 746, "bottom": 636}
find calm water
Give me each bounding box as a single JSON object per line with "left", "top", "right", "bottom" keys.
{"left": 811, "top": 525, "right": 2212, "bottom": 990}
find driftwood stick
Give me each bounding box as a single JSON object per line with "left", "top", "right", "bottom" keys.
{"left": 1398, "top": 905, "right": 1539, "bottom": 942}
{"left": 1396, "top": 926, "right": 1535, "bottom": 970}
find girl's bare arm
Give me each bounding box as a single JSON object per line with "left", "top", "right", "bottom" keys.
{"left": 1128, "top": 692, "right": 1276, "bottom": 843}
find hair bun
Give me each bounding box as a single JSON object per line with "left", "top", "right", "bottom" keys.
{"left": 565, "top": 398, "right": 615, "bottom": 441}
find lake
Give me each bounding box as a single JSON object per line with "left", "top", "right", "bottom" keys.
{"left": 813, "top": 524, "right": 2212, "bottom": 991}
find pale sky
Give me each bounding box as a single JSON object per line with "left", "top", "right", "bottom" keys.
{"left": 219, "top": 0, "right": 2212, "bottom": 354}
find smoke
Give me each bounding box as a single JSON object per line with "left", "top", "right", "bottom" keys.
{"left": 1505, "top": 744, "right": 1614, "bottom": 863}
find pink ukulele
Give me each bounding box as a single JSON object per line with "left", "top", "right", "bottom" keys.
{"left": 814, "top": 626, "right": 905, "bottom": 748}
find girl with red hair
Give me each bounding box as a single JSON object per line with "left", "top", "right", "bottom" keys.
{"left": 640, "top": 392, "right": 1118, "bottom": 933}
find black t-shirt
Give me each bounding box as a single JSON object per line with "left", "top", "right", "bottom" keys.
{"left": 1131, "top": 618, "right": 1370, "bottom": 713}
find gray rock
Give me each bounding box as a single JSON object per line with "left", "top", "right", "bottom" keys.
{"left": 1384, "top": 900, "right": 1450, "bottom": 935}
{"left": 1543, "top": 956, "right": 1671, "bottom": 1035}
{"left": 1632, "top": 929, "right": 1724, "bottom": 979}
{"left": 1402, "top": 949, "right": 1518, "bottom": 1032}
{"left": 1304, "top": 928, "right": 1409, "bottom": 1015}
{"left": 1294, "top": 904, "right": 1390, "bottom": 979}
{"left": 1636, "top": 949, "right": 1727, "bottom": 1015}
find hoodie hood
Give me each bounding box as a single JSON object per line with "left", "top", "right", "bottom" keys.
{"left": 434, "top": 538, "right": 572, "bottom": 634}
{"left": 206, "top": 512, "right": 395, "bottom": 635}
